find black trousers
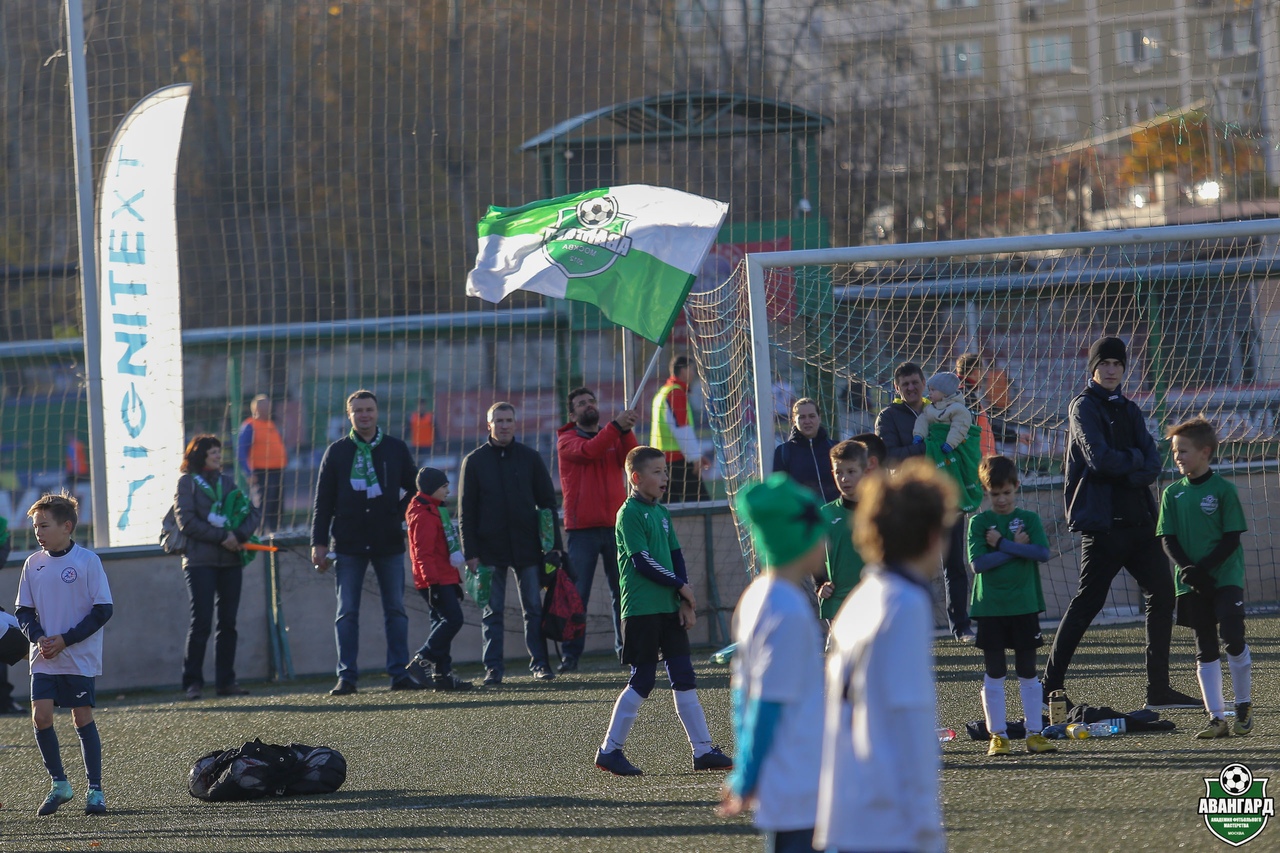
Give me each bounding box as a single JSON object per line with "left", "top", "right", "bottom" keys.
{"left": 1043, "top": 525, "right": 1174, "bottom": 693}
{"left": 667, "top": 459, "right": 708, "bottom": 503}
{"left": 942, "top": 517, "right": 971, "bottom": 637}
{"left": 252, "top": 469, "right": 285, "bottom": 532}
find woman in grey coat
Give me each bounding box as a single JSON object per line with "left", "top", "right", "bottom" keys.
{"left": 173, "top": 434, "right": 260, "bottom": 700}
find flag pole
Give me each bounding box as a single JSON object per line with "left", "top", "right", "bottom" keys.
{"left": 628, "top": 348, "right": 663, "bottom": 410}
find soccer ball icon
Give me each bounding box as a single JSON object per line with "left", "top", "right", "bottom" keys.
{"left": 576, "top": 197, "right": 617, "bottom": 227}
{"left": 1221, "top": 764, "right": 1253, "bottom": 796}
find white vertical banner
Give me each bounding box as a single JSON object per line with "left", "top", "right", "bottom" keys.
{"left": 96, "top": 84, "right": 192, "bottom": 546}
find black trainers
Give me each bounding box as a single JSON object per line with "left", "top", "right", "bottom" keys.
{"left": 433, "top": 673, "right": 473, "bottom": 691}
{"left": 329, "top": 679, "right": 357, "bottom": 696}
{"left": 557, "top": 655, "right": 579, "bottom": 674}
{"left": 531, "top": 664, "right": 556, "bottom": 681}
{"left": 1146, "top": 685, "right": 1202, "bottom": 710}
{"left": 693, "top": 746, "right": 734, "bottom": 771}
{"left": 595, "top": 748, "right": 643, "bottom": 776}
{"left": 406, "top": 655, "right": 433, "bottom": 686}
{"left": 482, "top": 669, "right": 503, "bottom": 687}
{"left": 390, "top": 677, "right": 425, "bottom": 691}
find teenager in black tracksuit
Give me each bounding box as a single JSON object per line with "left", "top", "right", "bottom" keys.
{"left": 876, "top": 362, "right": 973, "bottom": 641}
{"left": 1043, "top": 337, "right": 1199, "bottom": 710}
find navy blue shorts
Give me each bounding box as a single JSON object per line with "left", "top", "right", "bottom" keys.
{"left": 621, "top": 612, "right": 691, "bottom": 666}
{"left": 974, "top": 613, "right": 1043, "bottom": 652}
{"left": 31, "top": 673, "right": 96, "bottom": 708}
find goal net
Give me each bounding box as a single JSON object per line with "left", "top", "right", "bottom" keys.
{"left": 687, "top": 219, "right": 1280, "bottom": 621}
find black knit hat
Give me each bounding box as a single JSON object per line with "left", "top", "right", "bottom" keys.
{"left": 416, "top": 467, "right": 448, "bottom": 495}
{"left": 1087, "top": 336, "right": 1127, "bottom": 377}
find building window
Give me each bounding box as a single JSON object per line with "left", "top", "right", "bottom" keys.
{"left": 1028, "top": 34, "right": 1072, "bottom": 73}
{"left": 1032, "top": 104, "right": 1079, "bottom": 140}
{"left": 1207, "top": 18, "right": 1254, "bottom": 58}
{"left": 936, "top": 0, "right": 980, "bottom": 8}
{"left": 1218, "top": 85, "right": 1257, "bottom": 127}
{"left": 940, "top": 41, "right": 983, "bottom": 77}
{"left": 1115, "top": 28, "right": 1162, "bottom": 65}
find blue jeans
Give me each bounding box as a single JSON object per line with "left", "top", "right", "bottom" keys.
{"left": 561, "top": 527, "right": 622, "bottom": 661}
{"left": 334, "top": 552, "right": 410, "bottom": 683}
{"left": 182, "top": 564, "right": 244, "bottom": 689}
{"left": 481, "top": 564, "right": 547, "bottom": 674}
{"left": 415, "top": 584, "right": 464, "bottom": 676}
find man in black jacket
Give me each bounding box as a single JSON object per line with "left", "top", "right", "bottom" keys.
{"left": 771, "top": 397, "right": 838, "bottom": 502}
{"left": 875, "top": 361, "right": 974, "bottom": 642}
{"left": 1043, "top": 337, "right": 1199, "bottom": 710}
{"left": 311, "top": 390, "right": 420, "bottom": 696}
{"left": 459, "top": 402, "right": 564, "bottom": 685}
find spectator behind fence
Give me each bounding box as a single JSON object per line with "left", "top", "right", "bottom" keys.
{"left": 651, "top": 355, "right": 709, "bottom": 502}
{"left": 310, "top": 390, "right": 419, "bottom": 697}
{"left": 771, "top": 397, "right": 838, "bottom": 503}
{"left": 237, "top": 395, "right": 288, "bottom": 532}
{"left": 555, "top": 386, "right": 639, "bottom": 672}
{"left": 459, "top": 401, "right": 563, "bottom": 685}
{"left": 406, "top": 398, "right": 436, "bottom": 464}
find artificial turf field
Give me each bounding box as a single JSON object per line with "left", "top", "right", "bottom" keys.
{"left": 2, "top": 618, "right": 1277, "bottom": 852}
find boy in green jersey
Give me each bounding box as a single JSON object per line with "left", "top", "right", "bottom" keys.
{"left": 595, "top": 446, "right": 733, "bottom": 776}
{"left": 967, "top": 456, "right": 1055, "bottom": 756}
{"left": 817, "top": 440, "right": 869, "bottom": 624}
{"left": 1157, "top": 417, "right": 1252, "bottom": 739}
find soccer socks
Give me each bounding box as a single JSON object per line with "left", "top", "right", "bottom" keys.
{"left": 980, "top": 675, "right": 1006, "bottom": 736}
{"left": 1018, "top": 677, "right": 1043, "bottom": 734}
{"left": 602, "top": 687, "right": 645, "bottom": 753}
{"left": 673, "top": 688, "right": 713, "bottom": 758}
{"left": 1197, "top": 660, "right": 1226, "bottom": 718}
{"left": 1228, "top": 646, "right": 1252, "bottom": 705}
{"left": 34, "top": 725, "right": 66, "bottom": 782}
{"left": 76, "top": 721, "right": 103, "bottom": 789}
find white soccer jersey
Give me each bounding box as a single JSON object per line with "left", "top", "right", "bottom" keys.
{"left": 814, "top": 567, "right": 945, "bottom": 853}
{"left": 730, "top": 573, "right": 824, "bottom": 832}
{"left": 16, "top": 543, "right": 113, "bottom": 677}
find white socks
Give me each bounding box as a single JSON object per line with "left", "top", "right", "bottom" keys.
{"left": 1019, "top": 677, "right": 1043, "bottom": 734}
{"left": 601, "top": 687, "right": 644, "bottom": 753}
{"left": 1198, "top": 661, "right": 1226, "bottom": 718}
{"left": 982, "top": 676, "right": 1006, "bottom": 736}
{"left": 1229, "top": 646, "right": 1253, "bottom": 705}
{"left": 673, "top": 689, "right": 713, "bottom": 757}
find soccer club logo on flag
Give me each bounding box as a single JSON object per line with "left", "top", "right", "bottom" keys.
{"left": 466, "top": 185, "right": 728, "bottom": 345}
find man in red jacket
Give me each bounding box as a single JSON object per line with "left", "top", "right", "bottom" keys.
{"left": 555, "top": 387, "right": 640, "bottom": 672}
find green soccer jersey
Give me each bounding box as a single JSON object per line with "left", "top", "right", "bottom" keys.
{"left": 616, "top": 493, "right": 683, "bottom": 618}
{"left": 819, "top": 498, "right": 864, "bottom": 620}
{"left": 1157, "top": 471, "right": 1247, "bottom": 594}
{"left": 967, "top": 508, "right": 1047, "bottom": 617}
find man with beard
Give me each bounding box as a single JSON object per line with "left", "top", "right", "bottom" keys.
{"left": 555, "top": 387, "right": 640, "bottom": 672}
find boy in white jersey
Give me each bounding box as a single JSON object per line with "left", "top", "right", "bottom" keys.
{"left": 15, "top": 493, "right": 113, "bottom": 816}
{"left": 815, "top": 458, "right": 954, "bottom": 853}
{"left": 718, "top": 473, "right": 826, "bottom": 853}
{"left": 1157, "top": 417, "right": 1252, "bottom": 739}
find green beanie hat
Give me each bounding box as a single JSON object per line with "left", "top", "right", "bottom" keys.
{"left": 735, "top": 472, "right": 826, "bottom": 569}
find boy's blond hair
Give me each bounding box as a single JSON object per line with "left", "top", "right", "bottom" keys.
{"left": 1166, "top": 416, "right": 1218, "bottom": 455}
{"left": 28, "top": 492, "right": 79, "bottom": 529}
{"left": 854, "top": 458, "right": 957, "bottom": 564}
{"left": 978, "top": 455, "right": 1020, "bottom": 491}
{"left": 626, "top": 445, "right": 666, "bottom": 477}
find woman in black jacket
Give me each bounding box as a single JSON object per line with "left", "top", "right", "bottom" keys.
{"left": 173, "top": 435, "right": 260, "bottom": 700}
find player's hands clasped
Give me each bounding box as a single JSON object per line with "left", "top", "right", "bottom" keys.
{"left": 38, "top": 634, "right": 66, "bottom": 659}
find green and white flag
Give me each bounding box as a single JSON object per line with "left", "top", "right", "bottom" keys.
{"left": 466, "top": 185, "right": 728, "bottom": 344}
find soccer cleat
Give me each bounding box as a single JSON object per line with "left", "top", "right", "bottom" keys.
{"left": 693, "top": 746, "right": 734, "bottom": 771}
{"left": 1145, "top": 685, "right": 1201, "bottom": 710}
{"left": 1195, "top": 717, "right": 1231, "bottom": 739}
{"left": 1234, "top": 702, "right": 1253, "bottom": 736}
{"left": 329, "top": 679, "right": 357, "bottom": 696}
{"left": 36, "top": 780, "right": 74, "bottom": 816}
{"left": 557, "top": 655, "right": 579, "bottom": 674}
{"left": 482, "top": 669, "right": 503, "bottom": 687}
{"left": 432, "top": 673, "right": 473, "bottom": 691}
{"left": 1024, "top": 733, "right": 1058, "bottom": 754}
{"left": 84, "top": 788, "right": 106, "bottom": 815}
{"left": 987, "top": 734, "right": 1012, "bottom": 756}
{"left": 595, "top": 748, "right": 643, "bottom": 776}
{"left": 531, "top": 664, "right": 556, "bottom": 681}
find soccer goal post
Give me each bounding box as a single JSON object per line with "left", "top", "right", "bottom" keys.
{"left": 686, "top": 217, "right": 1280, "bottom": 619}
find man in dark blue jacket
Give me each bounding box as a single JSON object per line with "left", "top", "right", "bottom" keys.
{"left": 311, "top": 390, "right": 420, "bottom": 696}
{"left": 1043, "top": 337, "right": 1199, "bottom": 710}
{"left": 876, "top": 361, "right": 974, "bottom": 642}
{"left": 771, "top": 398, "right": 838, "bottom": 503}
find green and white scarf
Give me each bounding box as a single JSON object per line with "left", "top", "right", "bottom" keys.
{"left": 349, "top": 427, "right": 384, "bottom": 498}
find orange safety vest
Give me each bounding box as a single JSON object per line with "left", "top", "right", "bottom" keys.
{"left": 409, "top": 412, "right": 435, "bottom": 448}
{"left": 243, "top": 417, "right": 288, "bottom": 470}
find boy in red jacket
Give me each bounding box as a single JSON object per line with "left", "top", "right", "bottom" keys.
{"left": 406, "top": 468, "right": 472, "bottom": 690}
